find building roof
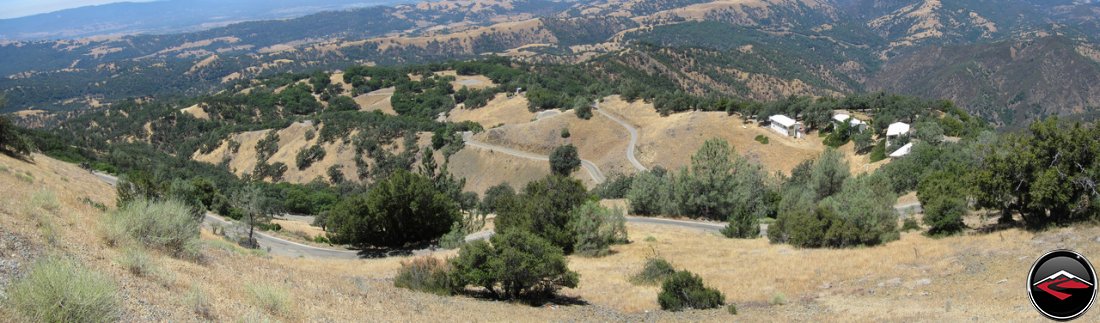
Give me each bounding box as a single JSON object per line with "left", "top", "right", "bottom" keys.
{"left": 889, "top": 143, "right": 914, "bottom": 158}
{"left": 833, "top": 114, "right": 851, "bottom": 123}
{"left": 886, "top": 122, "right": 910, "bottom": 136}
{"left": 769, "top": 114, "right": 798, "bottom": 127}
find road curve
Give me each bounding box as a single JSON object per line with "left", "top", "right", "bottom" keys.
{"left": 461, "top": 131, "right": 606, "bottom": 183}
{"left": 593, "top": 102, "right": 647, "bottom": 172}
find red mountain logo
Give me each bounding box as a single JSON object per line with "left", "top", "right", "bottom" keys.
{"left": 1033, "top": 270, "right": 1095, "bottom": 301}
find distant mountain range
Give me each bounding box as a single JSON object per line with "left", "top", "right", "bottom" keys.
{"left": 0, "top": 0, "right": 411, "bottom": 41}
{"left": 2, "top": 0, "right": 1100, "bottom": 127}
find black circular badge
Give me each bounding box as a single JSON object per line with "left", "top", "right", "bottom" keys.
{"left": 1028, "top": 250, "right": 1097, "bottom": 321}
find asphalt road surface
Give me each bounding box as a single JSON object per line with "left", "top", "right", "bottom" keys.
{"left": 594, "top": 102, "right": 647, "bottom": 172}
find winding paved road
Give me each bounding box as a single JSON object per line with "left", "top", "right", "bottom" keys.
{"left": 593, "top": 102, "right": 647, "bottom": 172}
{"left": 461, "top": 131, "right": 606, "bottom": 183}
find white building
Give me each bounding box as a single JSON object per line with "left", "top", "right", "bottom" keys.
{"left": 886, "top": 122, "right": 911, "bottom": 146}
{"left": 889, "top": 142, "right": 914, "bottom": 158}
{"left": 833, "top": 114, "right": 868, "bottom": 133}
{"left": 769, "top": 115, "right": 803, "bottom": 138}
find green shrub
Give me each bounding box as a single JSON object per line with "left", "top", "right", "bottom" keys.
{"left": 560, "top": 128, "right": 570, "bottom": 138}
{"left": 185, "top": 286, "right": 214, "bottom": 320}
{"left": 325, "top": 170, "right": 458, "bottom": 248}
{"left": 658, "top": 270, "right": 725, "bottom": 311}
{"left": 30, "top": 190, "right": 61, "bottom": 213}
{"left": 591, "top": 173, "right": 634, "bottom": 199}
{"left": 918, "top": 171, "right": 968, "bottom": 235}
{"left": 294, "top": 145, "right": 326, "bottom": 170}
{"left": 549, "top": 145, "right": 580, "bottom": 176}
{"left": 449, "top": 231, "right": 579, "bottom": 299}
{"left": 901, "top": 218, "right": 920, "bottom": 232}
{"left": 7, "top": 257, "right": 120, "bottom": 322}
{"left": 102, "top": 199, "right": 200, "bottom": 258}
{"left": 246, "top": 283, "right": 291, "bottom": 316}
{"left": 494, "top": 175, "right": 589, "bottom": 253}
{"left": 570, "top": 201, "right": 628, "bottom": 257}
{"left": 118, "top": 248, "right": 157, "bottom": 277}
{"left": 438, "top": 221, "right": 467, "bottom": 249}
{"left": 394, "top": 256, "right": 453, "bottom": 296}
{"left": 770, "top": 292, "right": 787, "bottom": 305}
{"left": 754, "top": 134, "right": 769, "bottom": 144}
{"left": 869, "top": 140, "right": 887, "bottom": 162}
{"left": 727, "top": 304, "right": 738, "bottom": 315}
{"left": 632, "top": 257, "right": 676, "bottom": 285}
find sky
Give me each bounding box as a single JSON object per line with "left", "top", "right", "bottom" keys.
{"left": 0, "top": 0, "right": 155, "bottom": 19}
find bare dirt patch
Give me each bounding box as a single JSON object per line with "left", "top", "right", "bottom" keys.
{"left": 473, "top": 109, "right": 634, "bottom": 176}
{"left": 354, "top": 87, "right": 396, "bottom": 115}
{"left": 179, "top": 104, "right": 210, "bottom": 120}
{"left": 447, "top": 93, "right": 535, "bottom": 128}
{"left": 434, "top": 70, "right": 497, "bottom": 91}
{"left": 446, "top": 147, "right": 551, "bottom": 195}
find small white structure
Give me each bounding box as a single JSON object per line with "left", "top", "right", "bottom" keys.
{"left": 833, "top": 114, "right": 868, "bottom": 132}
{"left": 886, "top": 122, "right": 911, "bottom": 146}
{"left": 769, "top": 115, "right": 803, "bottom": 138}
{"left": 889, "top": 142, "right": 914, "bottom": 158}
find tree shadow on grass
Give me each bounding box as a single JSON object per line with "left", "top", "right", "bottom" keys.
{"left": 461, "top": 288, "right": 589, "bottom": 307}
{"left": 354, "top": 240, "right": 436, "bottom": 258}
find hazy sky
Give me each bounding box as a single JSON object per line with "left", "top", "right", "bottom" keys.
{"left": 0, "top": 0, "right": 155, "bottom": 19}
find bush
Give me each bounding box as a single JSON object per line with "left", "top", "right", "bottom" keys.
{"left": 438, "top": 221, "right": 467, "bottom": 249}
{"left": 901, "top": 218, "right": 920, "bottom": 232}
{"left": 118, "top": 248, "right": 157, "bottom": 277}
{"left": 7, "top": 257, "right": 120, "bottom": 322}
{"left": 770, "top": 166, "right": 898, "bottom": 248}
{"left": 869, "top": 139, "right": 887, "bottom": 162}
{"left": 658, "top": 270, "right": 725, "bottom": 311}
{"left": 394, "top": 256, "right": 453, "bottom": 296}
{"left": 631, "top": 257, "right": 676, "bottom": 285}
{"left": 591, "top": 173, "right": 633, "bottom": 199}
{"left": 574, "top": 97, "right": 593, "bottom": 120}
{"left": 102, "top": 199, "right": 201, "bottom": 258}
{"left": 549, "top": 145, "right": 581, "bottom": 176}
{"left": 560, "top": 128, "right": 571, "bottom": 138}
{"left": 294, "top": 145, "right": 326, "bottom": 170}
{"left": 479, "top": 183, "right": 515, "bottom": 213}
{"left": 185, "top": 286, "right": 214, "bottom": 320}
{"left": 325, "top": 170, "right": 458, "bottom": 248}
{"left": 449, "top": 231, "right": 579, "bottom": 299}
{"left": 918, "top": 171, "right": 968, "bottom": 235}
{"left": 494, "top": 175, "right": 589, "bottom": 253}
{"left": 570, "top": 201, "right": 628, "bottom": 257}
{"left": 246, "top": 283, "right": 291, "bottom": 316}
{"left": 754, "top": 134, "right": 769, "bottom": 144}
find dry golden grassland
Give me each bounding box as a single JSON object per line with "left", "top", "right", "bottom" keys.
{"left": 474, "top": 109, "right": 635, "bottom": 176}
{"left": 354, "top": 86, "right": 396, "bottom": 115}
{"left": 447, "top": 146, "right": 552, "bottom": 195}
{"left": 447, "top": 92, "right": 535, "bottom": 128}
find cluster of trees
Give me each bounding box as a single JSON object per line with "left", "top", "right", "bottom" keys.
{"left": 627, "top": 139, "right": 769, "bottom": 238}
{"left": 970, "top": 119, "right": 1100, "bottom": 229}
{"left": 295, "top": 145, "right": 326, "bottom": 170}
{"left": 454, "top": 86, "right": 495, "bottom": 109}
{"left": 0, "top": 114, "right": 34, "bottom": 160}
{"left": 767, "top": 149, "right": 899, "bottom": 247}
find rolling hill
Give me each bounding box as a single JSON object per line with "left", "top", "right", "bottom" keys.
{"left": 3, "top": 0, "right": 1100, "bottom": 123}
